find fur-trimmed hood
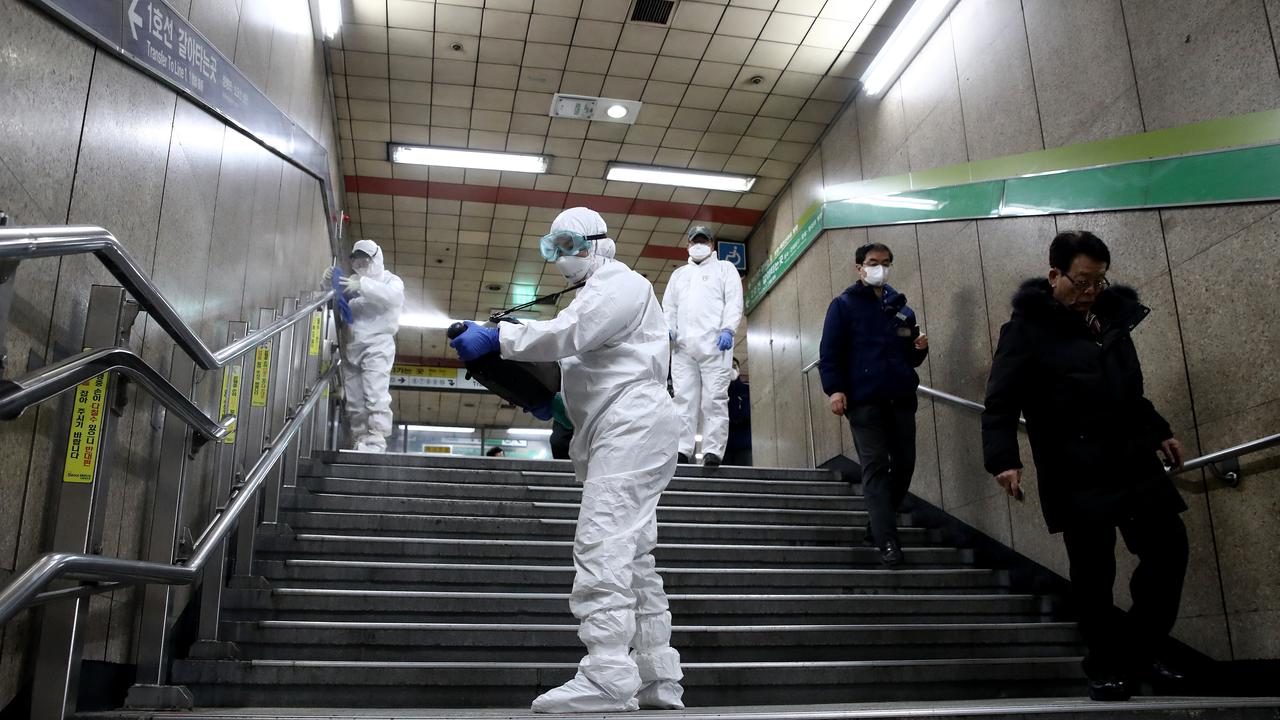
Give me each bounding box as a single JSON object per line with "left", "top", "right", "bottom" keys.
{"left": 1010, "top": 277, "right": 1149, "bottom": 332}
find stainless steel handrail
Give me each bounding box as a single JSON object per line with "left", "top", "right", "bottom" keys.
{"left": 800, "top": 358, "right": 1275, "bottom": 478}
{"left": 0, "top": 347, "right": 233, "bottom": 440}
{"left": 0, "top": 361, "right": 338, "bottom": 626}
{"left": 0, "top": 225, "right": 334, "bottom": 370}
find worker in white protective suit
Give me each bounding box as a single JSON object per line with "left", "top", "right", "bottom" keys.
{"left": 449, "top": 207, "right": 683, "bottom": 713}
{"left": 663, "top": 225, "right": 744, "bottom": 467}
{"left": 322, "top": 239, "right": 405, "bottom": 452}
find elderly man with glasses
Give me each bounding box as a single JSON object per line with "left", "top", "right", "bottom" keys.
{"left": 982, "top": 230, "right": 1189, "bottom": 703}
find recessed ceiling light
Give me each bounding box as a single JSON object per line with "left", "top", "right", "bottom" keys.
{"left": 605, "top": 163, "right": 757, "bottom": 192}
{"left": 606, "top": 104, "right": 628, "bottom": 119}
{"left": 550, "top": 94, "right": 642, "bottom": 124}
{"left": 389, "top": 143, "right": 548, "bottom": 173}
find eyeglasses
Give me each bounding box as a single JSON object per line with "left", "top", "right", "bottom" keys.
{"left": 1062, "top": 272, "right": 1110, "bottom": 292}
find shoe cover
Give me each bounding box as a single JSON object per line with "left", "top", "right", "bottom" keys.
{"left": 531, "top": 652, "right": 641, "bottom": 713}
{"left": 636, "top": 680, "right": 684, "bottom": 710}
{"left": 354, "top": 436, "right": 386, "bottom": 452}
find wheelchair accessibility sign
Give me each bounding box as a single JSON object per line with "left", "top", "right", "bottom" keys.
{"left": 719, "top": 241, "right": 747, "bottom": 273}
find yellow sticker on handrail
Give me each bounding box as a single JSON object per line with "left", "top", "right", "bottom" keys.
{"left": 221, "top": 364, "right": 242, "bottom": 444}
{"left": 63, "top": 372, "right": 109, "bottom": 484}
{"left": 251, "top": 341, "right": 272, "bottom": 407}
{"left": 309, "top": 311, "right": 322, "bottom": 356}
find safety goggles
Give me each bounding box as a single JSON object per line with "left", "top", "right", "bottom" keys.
{"left": 538, "top": 230, "right": 607, "bottom": 261}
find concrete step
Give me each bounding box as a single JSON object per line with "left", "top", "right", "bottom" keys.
{"left": 300, "top": 475, "right": 865, "bottom": 510}
{"left": 279, "top": 511, "right": 936, "bottom": 546}
{"left": 220, "top": 620, "right": 1081, "bottom": 662}
{"left": 310, "top": 451, "right": 841, "bottom": 483}
{"left": 281, "top": 489, "right": 887, "bottom": 528}
{"left": 254, "top": 533, "right": 969, "bottom": 569}
{"left": 168, "top": 657, "right": 1086, "bottom": 706}
{"left": 303, "top": 465, "right": 858, "bottom": 497}
{"left": 221, "top": 588, "right": 1055, "bottom": 625}
{"left": 74, "top": 697, "right": 1280, "bottom": 720}
{"left": 252, "top": 559, "right": 1009, "bottom": 594}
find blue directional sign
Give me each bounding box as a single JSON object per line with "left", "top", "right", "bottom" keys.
{"left": 719, "top": 241, "right": 747, "bottom": 273}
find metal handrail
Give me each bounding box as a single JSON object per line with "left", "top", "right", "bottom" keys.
{"left": 799, "top": 358, "right": 1274, "bottom": 478}
{"left": 0, "top": 347, "right": 233, "bottom": 440}
{"left": 0, "top": 225, "right": 334, "bottom": 370}
{"left": 0, "top": 361, "right": 338, "bottom": 626}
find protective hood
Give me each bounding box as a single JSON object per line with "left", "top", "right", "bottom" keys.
{"left": 550, "top": 207, "right": 613, "bottom": 280}
{"left": 352, "top": 238, "right": 385, "bottom": 277}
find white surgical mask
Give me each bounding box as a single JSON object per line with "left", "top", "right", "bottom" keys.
{"left": 556, "top": 254, "right": 597, "bottom": 283}
{"left": 862, "top": 265, "right": 888, "bottom": 287}
{"left": 731, "top": 367, "right": 740, "bottom": 381}
{"left": 688, "top": 244, "right": 713, "bottom": 262}
{"left": 351, "top": 258, "right": 371, "bottom": 274}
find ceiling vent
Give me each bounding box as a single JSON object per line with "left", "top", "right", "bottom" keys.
{"left": 631, "top": 0, "right": 675, "bottom": 25}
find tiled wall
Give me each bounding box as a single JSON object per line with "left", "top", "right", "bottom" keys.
{"left": 745, "top": 0, "right": 1280, "bottom": 662}
{"left": 0, "top": 0, "right": 340, "bottom": 705}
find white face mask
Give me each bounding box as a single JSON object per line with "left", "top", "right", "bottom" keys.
{"left": 556, "top": 254, "right": 596, "bottom": 283}
{"left": 862, "top": 264, "right": 888, "bottom": 287}
{"left": 351, "top": 258, "right": 371, "bottom": 275}
{"left": 688, "top": 243, "right": 713, "bottom": 262}
{"left": 731, "top": 367, "right": 740, "bottom": 381}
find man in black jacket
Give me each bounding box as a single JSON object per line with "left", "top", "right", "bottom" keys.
{"left": 982, "top": 230, "right": 1188, "bottom": 701}
{"left": 819, "top": 243, "right": 929, "bottom": 567}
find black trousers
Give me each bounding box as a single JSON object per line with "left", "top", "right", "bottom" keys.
{"left": 847, "top": 396, "right": 917, "bottom": 546}
{"left": 724, "top": 447, "right": 753, "bottom": 466}
{"left": 1062, "top": 508, "right": 1188, "bottom": 678}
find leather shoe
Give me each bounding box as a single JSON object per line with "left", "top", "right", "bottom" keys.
{"left": 1146, "top": 659, "right": 1188, "bottom": 685}
{"left": 1087, "top": 676, "right": 1133, "bottom": 702}
{"left": 879, "top": 541, "right": 903, "bottom": 567}
{"left": 703, "top": 453, "right": 721, "bottom": 468}
{"left": 677, "top": 452, "right": 690, "bottom": 464}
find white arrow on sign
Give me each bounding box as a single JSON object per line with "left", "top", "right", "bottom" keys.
{"left": 127, "top": 0, "right": 143, "bottom": 41}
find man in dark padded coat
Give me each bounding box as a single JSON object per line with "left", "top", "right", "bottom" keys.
{"left": 982, "top": 230, "right": 1188, "bottom": 702}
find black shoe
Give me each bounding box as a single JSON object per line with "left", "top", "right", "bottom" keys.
{"left": 1087, "top": 676, "right": 1133, "bottom": 701}
{"left": 860, "top": 524, "right": 877, "bottom": 548}
{"left": 1145, "top": 659, "right": 1188, "bottom": 686}
{"left": 702, "top": 453, "right": 721, "bottom": 468}
{"left": 879, "top": 541, "right": 903, "bottom": 567}
{"left": 677, "top": 452, "right": 690, "bottom": 464}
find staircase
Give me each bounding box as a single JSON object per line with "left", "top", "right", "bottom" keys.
{"left": 168, "top": 451, "right": 1092, "bottom": 709}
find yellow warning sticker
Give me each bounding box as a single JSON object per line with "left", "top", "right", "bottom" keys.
{"left": 422, "top": 444, "right": 451, "bottom": 454}
{"left": 309, "top": 311, "right": 322, "bottom": 356}
{"left": 220, "top": 364, "right": 242, "bottom": 444}
{"left": 63, "top": 372, "right": 109, "bottom": 484}
{"left": 251, "top": 341, "right": 272, "bottom": 407}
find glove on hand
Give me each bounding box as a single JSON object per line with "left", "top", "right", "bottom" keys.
{"left": 716, "top": 329, "right": 734, "bottom": 351}
{"left": 449, "top": 320, "right": 501, "bottom": 362}
{"left": 339, "top": 275, "right": 362, "bottom": 295}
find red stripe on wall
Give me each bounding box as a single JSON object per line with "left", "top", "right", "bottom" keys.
{"left": 345, "top": 176, "right": 763, "bottom": 226}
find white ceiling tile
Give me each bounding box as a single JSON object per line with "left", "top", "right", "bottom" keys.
{"left": 652, "top": 147, "right": 694, "bottom": 166}
{"left": 651, "top": 56, "right": 698, "bottom": 84}
{"left": 719, "top": 6, "right": 769, "bottom": 37}
{"left": 430, "top": 106, "right": 469, "bottom": 128}
{"left": 353, "top": 139, "right": 385, "bottom": 160}
{"left": 812, "top": 75, "right": 857, "bottom": 101}
{"left": 758, "top": 93, "right": 805, "bottom": 118}
{"left": 518, "top": 67, "right": 562, "bottom": 92}
{"left": 523, "top": 43, "right": 570, "bottom": 70}
{"left": 345, "top": 51, "right": 390, "bottom": 77}
{"left": 616, "top": 144, "right": 658, "bottom": 163}
{"left": 560, "top": 72, "right": 606, "bottom": 95}
{"left": 683, "top": 85, "right": 728, "bottom": 110}
{"left": 617, "top": 24, "right": 668, "bottom": 53}
{"left": 573, "top": 20, "right": 624, "bottom": 49}
{"left": 356, "top": 158, "right": 394, "bottom": 175}
{"left": 697, "top": 132, "right": 740, "bottom": 153}
{"left": 703, "top": 34, "right": 754, "bottom": 63}
{"left": 349, "top": 98, "right": 391, "bottom": 122}
{"left": 435, "top": 4, "right": 482, "bottom": 34}
{"left": 672, "top": 1, "right": 727, "bottom": 33}
{"left": 819, "top": 0, "right": 874, "bottom": 22}
{"left": 479, "top": 37, "right": 526, "bottom": 64}
{"left": 431, "top": 127, "right": 469, "bottom": 147}
{"left": 759, "top": 158, "right": 799, "bottom": 178}
{"left": 510, "top": 111, "right": 551, "bottom": 134}
{"left": 528, "top": 14, "right": 576, "bottom": 44}
{"left": 343, "top": 24, "right": 389, "bottom": 53}
{"left": 477, "top": 63, "right": 521, "bottom": 88}
{"left": 773, "top": 70, "right": 822, "bottom": 97}
{"left": 544, "top": 136, "right": 585, "bottom": 156}
{"left": 601, "top": 76, "right": 647, "bottom": 100}
{"left": 506, "top": 133, "right": 545, "bottom": 153}
{"left": 388, "top": 0, "right": 435, "bottom": 30}
{"left": 579, "top": 0, "right": 629, "bottom": 21}
{"left": 692, "top": 61, "right": 740, "bottom": 87}
{"left": 481, "top": 9, "right": 530, "bottom": 40}
{"left": 566, "top": 46, "right": 615, "bottom": 73}
{"left": 746, "top": 41, "right": 797, "bottom": 70}
{"left": 774, "top": 0, "right": 825, "bottom": 15}
{"left": 662, "top": 128, "right": 704, "bottom": 150}
{"left": 732, "top": 66, "right": 778, "bottom": 92}
{"left": 787, "top": 45, "right": 838, "bottom": 74}
{"left": 434, "top": 33, "right": 480, "bottom": 59}
{"left": 569, "top": 177, "right": 607, "bottom": 194}
{"left": 760, "top": 12, "right": 814, "bottom": 44}
{"left": 689, "top": 151, "right": 729, "bottom": 170}
{"left": 471, "top": 110, "right": 512, "bottom": 132}
{"left": 782, "top": 121, "right": 825, "bottom": 142}
{"left": 797, "top": 98, "right": 842, "bottom": 123}
{"left": 661, "top": 30, "right": 712, "bottom": 59}
{"left": 671, "top": 107, "right": 715, "bottom": 131}
{"left": 351, "top": 0, "right": 387, "bottom": 25}
{"left": 577, "top": 159, "right": 606, "bottom": 177}
{"left": 735, "top": 135, "right": 777, "bottom": 157}
{"left": 642, "top": 80, "right": 688, "bottom": 105}
{"left": 769, "top": 140, "right": 811, "bottom": 161}
{"left": 433, "top": 59, "right": 477, "bottom": 84}
{"left": 709, "top": 110, "right": 753, "bottom": 133}
{"left": 390, "top": 55, "right": 433, "bottom": 81}
{"left": 587, "top": 121, "right": 629, "bottom": 142}
{"left": 804, "top": 18, "right": 856, "bottom": 50}
{"left": 388, "top": 28, "right": 435, "bottom": 57}
{"left": 609, "top": 52, "right": 657, "bottom": 79}
{"left": 351, "top": 120, "right": 392, "bottom": 141}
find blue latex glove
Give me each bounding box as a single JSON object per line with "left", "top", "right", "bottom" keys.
{"left": 716, "top": 329, "right": 734, "bottom": 351}
{"left": 449, "top": 321, "right": 500, "bottom": 361}
{"left": 528, "top": 402, "right": 553, "bottom": 421}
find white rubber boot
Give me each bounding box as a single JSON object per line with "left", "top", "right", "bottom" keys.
{"left": 531, "top": 650, "right": 641, "bottom": 713}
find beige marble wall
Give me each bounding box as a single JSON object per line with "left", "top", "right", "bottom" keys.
{"left": 743, "top": 0, "right": 1280, "bottom": 661}
{"left": 0, "top": 0, "right": 340, "bottom": 705}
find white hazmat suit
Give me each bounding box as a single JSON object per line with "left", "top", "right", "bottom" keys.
{"left": 663, "top": 242, "right": 744, "bottom": 460}
{"left": 335, "top": 239, "right": 404, "bottom": 452}
{"left": 497, "top": 208, "right": 684, "bottom": 713}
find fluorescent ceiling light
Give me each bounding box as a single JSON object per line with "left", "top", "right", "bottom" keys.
{"left": 508, "top": 428, "right": 554, "bottom": 437}
{"left": 390, "top": 144, "right": 548, "bottom": 174}
{"left": 319, "top": 0, "right": 342, "bottom": 39}
{"left": 408, "top": 425, "right": 475, "bottom": 434}
{"left": 399, "top": 312, "right": 457, "bottom": 329}
{"left": 860, "top": 0, "right": 959, "bottom": 98}
{"left": 606, "top": 163, "right": 756, "bottom": 192}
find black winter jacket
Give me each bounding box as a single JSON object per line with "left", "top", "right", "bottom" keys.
{"left": 981, "top": 278, "right": 1186, "bottom": 533}
{"left": 818, "top": 282, "right": 928, "bottom": 405}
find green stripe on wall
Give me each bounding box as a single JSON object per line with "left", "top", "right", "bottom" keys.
{"left": 745, "top": 110, "right": 1280, "bottom": 313}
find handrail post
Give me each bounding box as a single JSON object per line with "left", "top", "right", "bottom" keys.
{"left": 802, "top": 366, "right": 816, "bottom": 468}
{"left": 189, "top": 321, "right": 250, "bottom": 660}
{"left": 30, "top": 286, "right": 133, "bottom": 720}
{"left": 277, "top": 296, "right": 311, "bottom": 492}
{"left": 262, "top": 298, "right": 299, "bottom": 525}
{"left": 124, "top": 345, "right": 204, "bottom": 709}
{"left": 311, "top": 301, "right": 335, "bottom": 453}
{"left": 232, "top": 308, "right": 278, "bottom": 580}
